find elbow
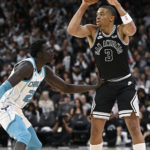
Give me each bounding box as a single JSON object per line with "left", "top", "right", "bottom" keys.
{"left": 67, "top": 25, "right": 79, "bottom": 36}
{"left": 61, "top": 84, "right": 71, "bottom": 93}
{"left": 131, "top": 25, "right": 137, "bottom": 35}
{"left": 67, "top": 27, "right": 71, "bottom": 34}
{"left": 68, "top": 129, "right": 73, "bottom": 134}
{"left": 67, "top": 27, "right": 74, "bottom": 36}
{"left": 62, "top": 84, "right": 75, "bottom": 94}
{"left": 129, "top": 23, "right": 137, "bottom": 36}
{"left": 124, "top": 22, "right": 137, "bottom": 36}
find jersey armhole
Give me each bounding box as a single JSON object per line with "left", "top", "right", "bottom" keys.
{"left": 117, "top": 25, "right": 129, "bottom": 45}
{"left": 20, "top": 60, "right": 35, "bottom": 82}
{"left": 43, "top": 66, "right": 46, "bottom": 78}
{"left": 90, "top": 28, "right": 99, "bottom": 49}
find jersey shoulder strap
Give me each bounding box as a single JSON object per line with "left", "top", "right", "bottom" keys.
{"left": 15, "top": 57, "right": 37, "bottom": 70}
{"left": 90, "top": 28, "right": 100, "bottom": 48}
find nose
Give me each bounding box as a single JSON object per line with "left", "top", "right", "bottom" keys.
{"left": 96, "top": 16, "right": 100, "bottom": 21}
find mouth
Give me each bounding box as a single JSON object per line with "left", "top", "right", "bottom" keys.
{"left": 96, "top": 20, "right": 101, "bottom": 25}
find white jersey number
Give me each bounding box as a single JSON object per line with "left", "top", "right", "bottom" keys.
{"left": 104, "top": 49, "right": 113, "bottom": 62}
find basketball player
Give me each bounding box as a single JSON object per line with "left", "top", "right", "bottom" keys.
{"left": 67, "top": 0, "right": 146, "bottom": 150}
{"left": 0, "top": 40, "right": 102, "bottom": 150}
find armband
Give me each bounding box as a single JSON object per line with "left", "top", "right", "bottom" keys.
{"left": 0, "top": 80, "right": 12, "bottom": 99}
{"left": 121, "top": 13, "right": 132, "bottom": 24}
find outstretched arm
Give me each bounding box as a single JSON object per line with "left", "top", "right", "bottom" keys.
{"left": 107, "top": 0, "right": 136, "bottom": 36}
{"left": 44, "top": 66, "right": 102, "bottom": 94}
{"left": 67, "top": 0, "right": 98, "bottom": 38}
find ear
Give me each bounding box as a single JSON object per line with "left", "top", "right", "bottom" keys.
{"left": 110, "top": 16, "right": 115, "bottom": 23}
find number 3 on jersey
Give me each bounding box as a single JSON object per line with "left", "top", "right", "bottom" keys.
{"left": 23, "top": 90, "right": 35, "bottom": 102}
{"left": 104, "top": 49, "right": 113, "bottom": 62}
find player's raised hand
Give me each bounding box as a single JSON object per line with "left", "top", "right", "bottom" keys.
{"left": 82, "top": 0, "right": 99, "bottom": 7}
{"left": 106, "top": 0, "right": 120, "bottom": 6}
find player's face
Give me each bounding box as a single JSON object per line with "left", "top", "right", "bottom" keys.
{"left": 42, "top": 43, "right": 55, "bottom": 62}
{"left": 96, "top": 8, "right": 113, "bottom": 27}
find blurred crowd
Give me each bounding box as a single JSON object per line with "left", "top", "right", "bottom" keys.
{"left": 0, "top": 0, "right": 150, "bottom": 148}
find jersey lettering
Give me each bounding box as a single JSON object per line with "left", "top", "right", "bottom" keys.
{"left": 91, "top": 26, "right": 130, "bottom": 80}
{"left": 28, "top": 81, "right": 40, "bottom": 87}
{"left": 94, "top": 40, "right": 123, "bottom": 56}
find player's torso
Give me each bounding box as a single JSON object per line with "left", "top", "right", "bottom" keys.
{"left": 90, "top": 25, "right": 130, "bottom": 80}
{"left": 0, "top": 58, "right": 46, "bottom": 109}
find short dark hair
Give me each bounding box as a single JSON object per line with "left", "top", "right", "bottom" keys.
{"left": 101, "top": 5, "right": 117, "bottom": 21}
{"left": 30, "top": 40, "right": 46, "bottom": 57}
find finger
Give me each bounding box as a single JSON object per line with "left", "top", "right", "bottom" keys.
{"left": 85, "top": 0, "right": 99, "bottom": 3}
{"left": 85, "top": 0, "right": 98, "bottom": 1}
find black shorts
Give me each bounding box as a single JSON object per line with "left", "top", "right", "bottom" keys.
{"left": 91, "top": 75, "right": 139, "bottom": 119}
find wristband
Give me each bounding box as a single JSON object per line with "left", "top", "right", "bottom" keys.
{"left": 121, "top": 13, "right": 132, "bottom": 24}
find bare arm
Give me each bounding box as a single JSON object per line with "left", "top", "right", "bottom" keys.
{"left": 52, "top": 121, "right": 59, "bottom": 133}
{"left": 62, "top": 116, "right": 73, "bottom": 134}
{"left": 63, "top": 120, "right": 73, "bottom": 134}
{"left": 67, "top": 0, "right": 98, "bottom": 38}
{"left": 8, "top": 62, "right": 33, "bottom": 87}
{"left": 107, "top": 0, "right": 136, "bottom": 36}
{"left": 44, "top": 66, "right": 102, "bottom": 94}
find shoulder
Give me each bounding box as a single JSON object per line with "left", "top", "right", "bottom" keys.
{"left": 86, "top": 24, "right": 98, "bottom": 35}
{"left": 85, "top": 24, "right": 97, "bottom": 30}
{"left": 8, "top": 60, "right": 34, "bottom": 84}
{"left": 14, "top": 61, "right": 33, "bottom": 73}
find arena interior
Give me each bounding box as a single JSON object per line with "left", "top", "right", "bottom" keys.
{"left": 0, "top": 0, "right": 150, "bottom": 149}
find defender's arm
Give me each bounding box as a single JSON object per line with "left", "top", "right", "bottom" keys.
{"left": 44, "top": 66, "right": 102, "bottom": 94}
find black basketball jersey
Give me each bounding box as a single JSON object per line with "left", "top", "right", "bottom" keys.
{"left": 91, "top": 25, "right": 130, "bottom": 80}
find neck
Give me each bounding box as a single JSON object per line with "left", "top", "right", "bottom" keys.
{"left": 34, "top": 58, "right": 45, "bottom": 72}
{"left": 101, "top": 24, "right": 114, "bottom": 35}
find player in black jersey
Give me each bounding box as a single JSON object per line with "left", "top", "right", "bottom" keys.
{"left": 67, "top": 0, "right": 146, "bottom": 150}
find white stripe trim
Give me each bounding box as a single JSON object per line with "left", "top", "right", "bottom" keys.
{"left": 119, "top": 110, "right": 133, "bottom": 114}
{"left": 119, "top": 111, "right": 139, "bottom": 118}
{"left": 92, "top": 111, "right": 110, "bottom": 117}
{"left": 119, "top": 114, "right": 131, "bottom": 118}
{"left": 93, "top": 115, "right": 109, "bottom": 120}
{"left": 130, "top": 92, "right": 140, "bottom": 116}
{"left": 107, "top": 74, "right": 131, "bottom": 82}
{"left": 130, "top": 92, "right": 137, "bottom": 113}
{"left": 102, "top": 25, "right": 116, "bottom": 37}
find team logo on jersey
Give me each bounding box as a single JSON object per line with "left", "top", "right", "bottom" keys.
{"left": 128, "top": 81, "right": 132, "bottom": 86}
{"left": 94, "top": 40, "right": 123, "bottom": 56}
{"left": 111, "top": 35, "right": 117, "bottom": 38}
{"left": 97, "top": 36, "right": 103, "bottom": 39}
{"left": 28, "top": 81, "right": 40, "bottom": 87}
{"left": 1, "top": 105, "right": 10, "bottom": 111}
